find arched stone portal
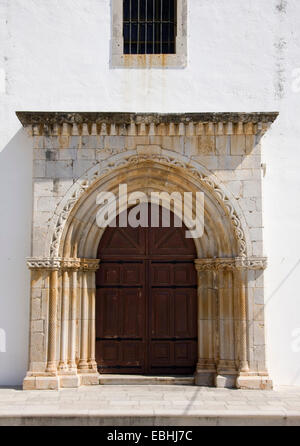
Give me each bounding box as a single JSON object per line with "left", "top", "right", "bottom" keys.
{"left": 19, "top": 111, "right": 277, "bottom": 390}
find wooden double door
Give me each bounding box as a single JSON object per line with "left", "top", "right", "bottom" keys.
{"left": 96, "top": 209, "right": 198, "bottom": 375}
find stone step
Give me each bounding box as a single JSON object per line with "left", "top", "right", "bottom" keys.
{"left": 98, "top": 375, "right": 195, "bottom": 386}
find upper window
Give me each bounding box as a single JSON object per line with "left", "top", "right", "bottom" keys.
{"left": 123, "top": 0, "right": 177, "bottom": 55}
{"left": 111, "top": 0, "right": 187, "bottom": 68}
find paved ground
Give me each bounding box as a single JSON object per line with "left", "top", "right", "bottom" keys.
{"left": 0, "top": 385, "right": 300, "bottom": 426}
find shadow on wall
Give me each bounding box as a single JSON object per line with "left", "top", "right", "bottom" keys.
{"left": 0, "top": 129, "right": 32, "bottom": 386}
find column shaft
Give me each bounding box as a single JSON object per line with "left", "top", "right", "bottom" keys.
{"left": 239, "top": 269, "right": 249, "bottom": 372}
{"left": 88, "top": 272, "right": 97, "bottom": 371}
{"left": 68, "top": 270, "right": 78, "bottom": 370}
{"left": 46, "top": 270, "right": 58, "bottom": 373}
{"left": 58, "top": 270, "right": 69, "bottom": 371}
{"left": 78, "top": 271, "right": 89, "bottom": 371}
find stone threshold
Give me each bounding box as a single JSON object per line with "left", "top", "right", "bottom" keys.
{"left": 98, "top": 375, "right": 195, "bottom": 386}
{"left": 1, "top": 413, "right": 299, "bottom": 427}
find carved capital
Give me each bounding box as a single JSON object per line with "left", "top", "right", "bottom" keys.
{"left": 195, "top": 257, "right": 267, "bottom": 272}
{"left": 79, "top": 259, "right": 100, "bottom": 272}
{"left": 235, "top": 257, "right": 267, "bottom": 270}
{"left": 61, "top": 259, "right": 82, "bottom": 271}
{"left": 27, "top": 257, "right": 100, "bottom": 272}
{"left": 27, "top": 257, "right": 62, "bottom": 271}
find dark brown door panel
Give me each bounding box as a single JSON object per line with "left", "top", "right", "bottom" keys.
{"left": 96, "top": 206, "right": 197, "bottom": 375}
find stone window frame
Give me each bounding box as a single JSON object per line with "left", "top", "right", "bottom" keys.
{"left": 111, "top": 0, "right": 187, "bottom": 68}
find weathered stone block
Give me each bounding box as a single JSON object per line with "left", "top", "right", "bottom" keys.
{"left": 250, "top": 227, "right": 263, "bottom": 241}
{"left": 243, "top": 180, "right": 261, "bottom": 198}
{"left": 31, "top": 320, "right": 44, "bottom": 333}
{"left": 44, "top": 136, "right": 59, "bottom": 150}
{"left": 252, "top": 240, "right": 263, "bottom": 256}
{"left": 245, "top": 135, "right": 256, "bottom": 154}
{"left": 35, "top": 377, "right": 60, "bottom": 390}
{"left": 69, "top": 136, "right": 81, "bottom": 150}
{"left": 254, "top": 321, "right": 266, "bottom": 346}
{"left": 246, "top": 211, "right": 262, "bottom": 228}
{"left": 184, "top": 136, "right": 199, "bottom": 156}
{"left": 191, "top": 155, "right": 218, "bottom": 170}
{"left": 30, "top": 333, "right": 45, "bottom": 362}
{"left": 198, "top": 136, "right": 215, "bottom": 154}
{"left": 31, "top": 298, "right": 42, "bottom": 320}
{"left": 236, "top": 375, "right": 273, "bottom": 390}
{"left": 33, "top": 160, "right": 46, "bottom": 178}
{"left": 77, "top": 149, "right": 96, "bottom": 160}
{"left": 239, "top": 155, "right": 261, "bottom": 169}
{"left": 215, "top": 374, "right": 237, "bottom": 389}
{"left": 225, "top": 180, "right": 243, "bottom": 197}
{"left": 254, "top": 304, "right": 264, "bottom": 322}
{"left": 217, "top": 156, "right": 243, "bottom": 170}
{"left": 58, "top": 148, "right": 77, "bottom": 160}
{"left": 216, "top": 135, "right": 230, "bottom": 155}
{"left": 231, "top": 135, "right": 246, "bottom": 155}
{"left": 137, "top": 145, "right": 162, "bottom": 156}
{"left": 73, "top": 160, "right": 97, "bottom": 179}
{"left": 104, "top": 136, "right": 126, "bottom": 151}
{"left": 59, "top": 375, "right": 81, "bottom": 388}
{"left": 80, "top": 373, "right": 100, "bottom": 386}
{"left": 23, "top": 376, "right": 36, "bottom": 390}
{"left": 161, "top": 136, "right": 184, "bottom": 153}
{"left": 46, "top": 160, "right": 73, "bottom": 179}
{"left": 254, "top": 288, "right": 264, "bottom": 304}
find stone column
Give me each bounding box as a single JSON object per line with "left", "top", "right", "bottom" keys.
{"left": 68, "top": 269, "right": 78, "bottom": 371}
{"left": 78, "top": 259, "right": 100, "bottom": 386}
{"left": 46, "top": 269, "right": 59, "bottom": 374}
{"left": 88, "top": 270, "right": 98, "bottom": 372}
{"left": 194, "top": 257, "right": 272, "bottom": 390}
{"left": 194, "top": 260, "right": 217, "bottom": 386}
{"left": 234, "top": 257, "right": 273, "bottom": 390}
{"left": 215, "top": 267, "right": 237, "bottom": 388}
{"left": 236, "top": 268, "right": 250, "bottom": 373}
{"left": 78, "top": 270, "right": 89, "bottom": 372}
{"left": 23, "top": 257, "right": 99, "bottom": 390}
{"left": 57, "top": 259, "right": 81, "bottom": 388}
{"left": 58, "top": 269, "right": 70, "bottom": 371}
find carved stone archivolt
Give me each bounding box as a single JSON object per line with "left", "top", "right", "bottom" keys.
{"left": 47, "top": 153, "right": 250, "bottom": 259}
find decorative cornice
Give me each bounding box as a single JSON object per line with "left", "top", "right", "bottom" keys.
{"left": 194, "top": 257, "right": 267, "bottom": 272}
{"left": 16, "top": 111, "right": 278, "bottom": 137}
{"left": 27, "top": 257, "right": 100, "bottom": 271}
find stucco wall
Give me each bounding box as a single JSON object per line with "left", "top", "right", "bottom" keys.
{"left": 0, "top": 0, "right": 299, "bottom": 386}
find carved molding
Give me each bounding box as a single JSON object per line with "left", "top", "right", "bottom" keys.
{"left": 17, "top": 111, "right": 279, "bottom": 137}
{"left": 48, "top": 153, "right": 249, "bottom": 258}
{"left": 27, "top": 257, "right": 62, "bottom": 271}
{"left": 194, "top": 257, "right": 267, "bottom": 271}
{"left": 27, "top": 257, "right": 100, "bottom": 272}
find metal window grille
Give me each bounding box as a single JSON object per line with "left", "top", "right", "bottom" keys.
{"left": 123, "top": 0, "right": 177, "bottom": 55}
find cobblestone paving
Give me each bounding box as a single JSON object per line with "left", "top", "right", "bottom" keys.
{"left": 0, "top": 385, "right": 300, "bottom": 425}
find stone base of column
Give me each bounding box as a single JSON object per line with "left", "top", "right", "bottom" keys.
{"left": 59, "top": 374, "right": 81, "bottom": 388}
{"left": 215, "top": 373, "right": 237, "bottom": 389}
{"left": 236, "top": 373, "right": 273, "bottom": 390}
{"left": 194, "top": 370, "right": 215, "bottom": 387}
{"left": 215, "top": 361, "right": 238, "bottom": 388}
{"left": 23, "top": 374, "right": 60, "bottom": 391}
{"left": 23, "top": 371, "right": 100, "bottom": 389}
{"left": 79, "top": 372, "right": 100, "bottom": 386}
